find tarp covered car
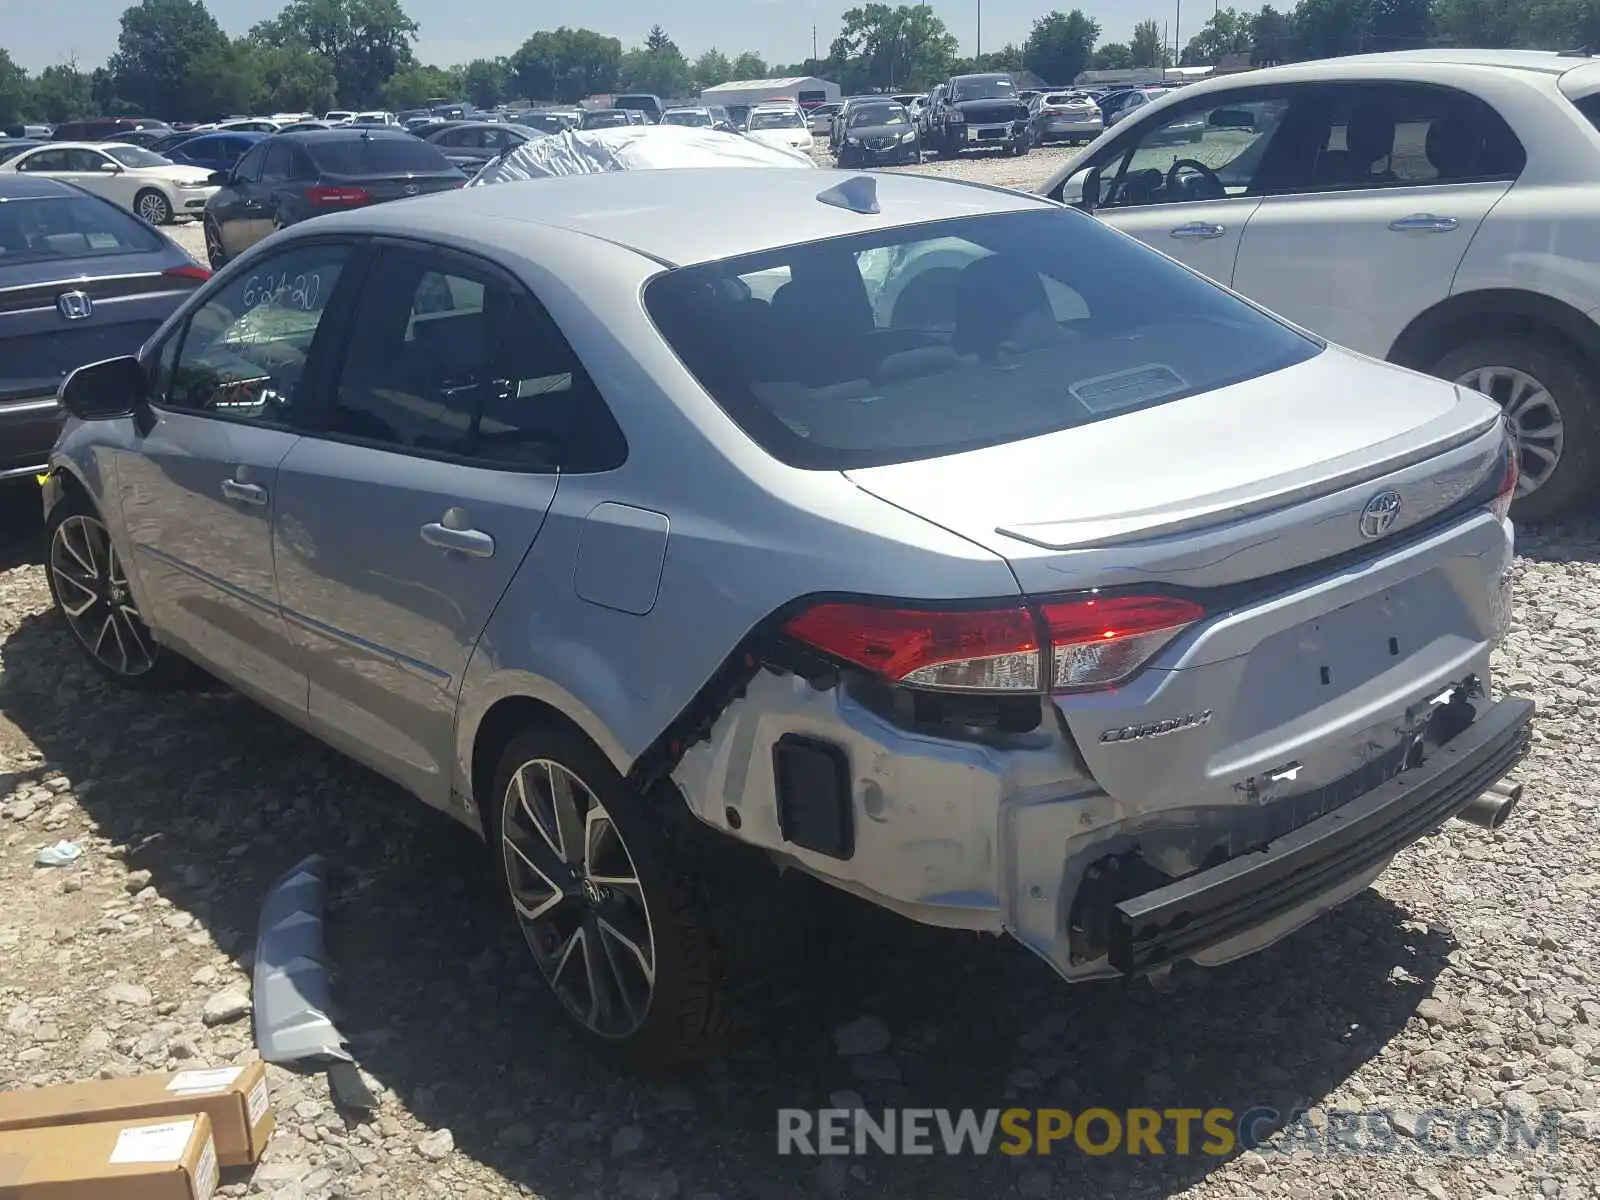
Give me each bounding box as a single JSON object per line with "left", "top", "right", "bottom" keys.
{"left": 468, "top": 123, "right": 817, "bottom": 185}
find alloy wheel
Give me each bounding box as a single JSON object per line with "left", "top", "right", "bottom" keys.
{"left": 49, "top": 514, "right": 159, "bottom": 677}
{"left": 500, "top": 758, "right": 656, "bottom": 1038}
{"left": 136, "top": 191, "right": 170, "bottom": 224}
{"left": 203, "top": 219, "right": 225, "bottom": 267}
{"left": 1454, "top": 365, "right": 1565, "bottom": 497}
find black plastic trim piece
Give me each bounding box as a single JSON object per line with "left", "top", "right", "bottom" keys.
{"left": 1107, "top": 696, "right": 1534, "bottom": 975}
{"left": 772, "top": 734, "right": 856, "bottom": 860}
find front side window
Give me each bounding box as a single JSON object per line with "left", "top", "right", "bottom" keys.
{"left": 325, "top": 247, "right": 624, "bottom": 469}
{"left": 259, "top": 144, "right": 295, "bottom": 183}
{"left": 1094, "top": 94, "right": 1291, "bottom": 209}
{"left": 165, "top": 243, "right": 351, "bottom": 421}
{"left": 232, "top": 143, "right": 269, "bottom": 182}
{"left": 645, "top": 208, "right": 1318, "bottom": 469}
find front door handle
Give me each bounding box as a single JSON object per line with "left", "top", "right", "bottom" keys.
{"left": 421, "top": 522, "right": 495, "bottom": 558}
{"left": 1388, "top": 213, "right": 1459, "bottom": 233}
{"left": 220, "top": 479, "right": 267, "bottom": 505}
{"left": 1170, "top": 221, "right": 1226, "bottom": 240}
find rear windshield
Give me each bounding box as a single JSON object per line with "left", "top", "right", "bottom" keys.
{"left": 0, "top": 194, "right": 164, "bottom": 264}
{"left": 306, "top": 136, "right": 451, "bottom": 175}
{"left": 645, "top": 208, "right": 1318, "bottom": 469}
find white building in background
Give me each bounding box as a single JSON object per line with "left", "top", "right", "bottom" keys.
{"left": 698, "top": 76, "right": 842, "bottom": 110}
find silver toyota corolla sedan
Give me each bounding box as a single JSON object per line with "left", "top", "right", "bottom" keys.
{"left": 42, "top": 168, "right": 1533, "bottom": 1070}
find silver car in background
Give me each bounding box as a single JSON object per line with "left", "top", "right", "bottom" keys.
{"left": 43, "top": 168, "right": 1531, "bottom": 1070}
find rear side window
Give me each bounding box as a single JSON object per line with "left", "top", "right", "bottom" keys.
{"left": 645, "top": 208, "right": 1318, "bottom": 470}
{"left": 1572, "top": 93, "right": 1600, "bottom": 132}
{"left": 0, "top": 195, "right": 164, "bottom": 264}
{"left": 307, "top": 136, "right": 452, "bottom": 175}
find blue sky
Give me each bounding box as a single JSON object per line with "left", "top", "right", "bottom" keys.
{"left": 5, "top": 0, "right": 1177, "bottom": 73}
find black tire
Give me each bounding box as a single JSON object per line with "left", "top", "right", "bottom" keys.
{"left": 1012, "top": 136, "right": 1031, "bottom": 157}
{"left": 133, "top": 188, "right": 172, "bottom": 226}
{"left": 488, "top": 724, "right": 728, "bottom": 1072}
{"left": 203, "top": 216, "right": 228, "bottom": 269}
{"left": 1430, "top": 333, "right": 1599, "bottom": 523}
{"left": 44, "top": 490, "right": 196, "bottom": 689}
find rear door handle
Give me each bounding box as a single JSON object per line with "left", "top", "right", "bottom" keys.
{"left": 1388, "top": 213, "right": 1458, "bottom": 233}
{"left": 421, "top": 522, "right": 495, "bottom": 558}
{"left": 220, "top": 479, "right": 267, "bottom": 505}
{"left": 1170, "top": 221, "right": 1226, "bottom": 240}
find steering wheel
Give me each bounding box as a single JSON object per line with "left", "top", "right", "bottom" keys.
{"left": 1164, "top": 158, "right": 1225, "bottom": 202}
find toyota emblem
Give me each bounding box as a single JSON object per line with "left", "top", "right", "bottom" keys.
{"left": 56, "top": 291, "right": 93, "bottom": 321}
{"left": 1358, "top": 490, "right": 1403, "bottom": 539}
{"left": 404, "top": 183, "right": 419, "bottom": 195}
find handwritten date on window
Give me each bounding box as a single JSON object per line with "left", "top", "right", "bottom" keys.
{"left": 240, "top": 270, "right": 324, "bottom": 312}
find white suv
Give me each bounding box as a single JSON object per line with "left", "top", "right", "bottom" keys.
{"left": 1040, "top": 49, "right": 1600, "bottom": 521}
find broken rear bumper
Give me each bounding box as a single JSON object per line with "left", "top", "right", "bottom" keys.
{"left": 1107, "top": 694, "right": 1533, "bottom": 974}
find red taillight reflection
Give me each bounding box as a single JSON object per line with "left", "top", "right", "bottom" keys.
{"left": 163, "top": 264, "right": 211, "bottom": 282}
{"left": 306, "top": 185, "right": 371, "bottom": 206}
{"left": 1491, "top": 439, "right": 1519, "bottom": 521}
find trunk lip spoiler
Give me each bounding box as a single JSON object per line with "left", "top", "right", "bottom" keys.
{"left": 1107, "top": 693, "right": 1534, "bottom": 975}
{"left": 996, "top": 403, "right": 1504, "bottom": 552}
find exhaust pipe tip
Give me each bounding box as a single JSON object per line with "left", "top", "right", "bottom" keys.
{"left": 1455, "top": 779, "right": 1523, "bottom": 831}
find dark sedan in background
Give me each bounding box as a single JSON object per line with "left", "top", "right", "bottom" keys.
{"left": 163, "top": 131, "right": 266, "bottom": 175}
{"left": 0, "top": 176, "right": 207, "bottom": 482}
{"left": 201, "top": 128, "right": 465, "bottom": 267}
{"left": 420, "top": 121, "right": 546, "bottom": 170}
{"left": 834, "top": 101, "right": 921, "bottom": 167}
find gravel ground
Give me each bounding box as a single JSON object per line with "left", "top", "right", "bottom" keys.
{"left": 4, "top": 149, "right": 1599, "bottom": 1200}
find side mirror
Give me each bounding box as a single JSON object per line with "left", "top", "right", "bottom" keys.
{"left": 98, "top": 161, "right": 122, "bottom": 172}
{"left": 60, "top": 356, "right": 144, "bottom": 421}
{"left": 207, "top": 170, "right": 229, "bottom": 186}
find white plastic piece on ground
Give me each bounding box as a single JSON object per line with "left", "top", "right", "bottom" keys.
{"left": 252, "top": 853, "right": 353, "bottom": 1064}
{"left": 468, "top": 123, "right": 816, "bottom": 186}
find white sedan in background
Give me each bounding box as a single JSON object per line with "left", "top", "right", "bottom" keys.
{"left": 744, "top": 105, "right": 814, "bottom": 155}
{"left": 0, "top": 142, "right": 216, "bottom": 224}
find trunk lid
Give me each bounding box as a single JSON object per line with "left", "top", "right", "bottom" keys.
{"left": 847, "top": 347, "right": 1513, "bottom": 819}
{"left": 322, "top": 172, "right": 464, "bottom": 204}
{"left": 0, "top": 264, "right": 200, "bottom": 404}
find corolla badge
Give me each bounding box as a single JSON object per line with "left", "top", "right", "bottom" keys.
{"left": 1099, "top": 710, "right": 1212, "bottom": 744}
{"left": 1358, "top": 490, "right": 1403, "bottom": 539}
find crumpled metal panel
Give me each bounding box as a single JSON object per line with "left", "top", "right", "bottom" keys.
{"left": 468, "top": 124, "right": 816, "bottom": 186}
{"left": 252, "top": 854, "right": 353, "bottom": 1064}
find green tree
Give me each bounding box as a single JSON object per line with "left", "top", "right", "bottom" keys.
{"left": 381, "top": 62, "right": 459, "bottom": 107}
{"left": 831, "top": 4, "right": 959, "bottom": 92}
{"left": 1023, "top": 10, "right": 1100, "bottom": 84}
{"left": 644, "top": 24, "right": 674, "bottom": 53}
{"left": 1249, "top": 5, "right": 1294, "bottom": 62}
{"left": 0, "top": 51, "right": 28, "bottom": 127}
{"left": 460, "top": 56, "right": 510, "bottom": 106}
{"left": 1092, "top": 41, "right": 1133, "bottom": 68}
{"left": 1369, "top": 0, "right": 1434, "bottom": 47}
{"left": 618, "top": 40, "right": 692, "bottom": 97}
{"left": 252, "top": 0, "right": 418, "bottom": 107}
{"left": 1289, "top": 0, "right": 1373, "bottom": 57}
{"left": 1129, "top": 18, "right": 1169, "bottom": 67}
{"left": 693, "top": 48, "right": 732, "bottom": 87}
{"left": 186, "top": 40, "right": 260, "bottom": 117}
{"left": 1526, "top": 0, "right": 1600, "bottom": 46}
{"left": 1181, "top": 6, "right": 1253, "bottom": 65}
{"left": 730, "top": 50, "right": 769, "bottom": 78}
{"left": 1433, "top": 0, "right": 1531, "bottom": 46}
{"left": 510, "top": 28, "right": 621, "bottom": 102}
{"left": 244, "top": 38, "right": 338, "bottom": 113}
{"left": 30, "top": 62, "right": 96, "bottom": 122}
{"left": 107, "top": 0, "right": 230, "bottom": 119}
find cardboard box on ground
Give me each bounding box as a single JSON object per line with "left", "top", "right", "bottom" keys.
{"left": 0, "top": 1062, "right": 275, "bottom": 1198}
{"left": 0, "top": 1111, "right": 218, "bottom": 1200}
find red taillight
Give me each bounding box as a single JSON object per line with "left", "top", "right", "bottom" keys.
{"left": 1038, "top": 595, "right": 1205, "bottom": 691}
{"left": 163, "top": 264, "right": 210, "bottom": 282}
{"left": 306, "top": 185, "right": 371, "bottom": 206}
{"left": 783, "top": 593, "right": 1204, "bottom": 695}
{"left": 1491, "top": 438, "right": 1519, "bottom": 521}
